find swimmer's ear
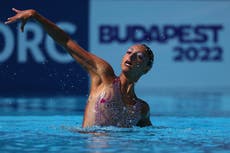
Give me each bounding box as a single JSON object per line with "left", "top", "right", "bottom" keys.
{"left": 143, "top": 66, "right": 151, "bottom": 74}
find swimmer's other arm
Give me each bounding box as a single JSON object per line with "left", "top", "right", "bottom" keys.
{"left": 136, "top": 102, "right": 152, "bottom": 127}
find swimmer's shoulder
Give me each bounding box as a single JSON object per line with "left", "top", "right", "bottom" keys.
{"left": 135, "top": 98, "right": 150, "bottom": 115}
{"left": 136, "top": 98, "right": 152, "bottom": 127}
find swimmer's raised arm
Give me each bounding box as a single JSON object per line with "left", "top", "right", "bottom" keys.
{"left": 5, "top": 8, "right": 115, "bottom": 82}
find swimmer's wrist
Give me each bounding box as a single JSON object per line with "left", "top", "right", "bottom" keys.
{"left": 30, "top": 9, "right": 37, "bottom": 18}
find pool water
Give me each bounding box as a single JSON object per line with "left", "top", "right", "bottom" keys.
{"left": 1, "top": 115, "right": 230, "bottom": 153}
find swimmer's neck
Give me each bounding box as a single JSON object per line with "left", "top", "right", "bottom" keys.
{"left": 119, "top": 73, "right": 137, "bottom": 99}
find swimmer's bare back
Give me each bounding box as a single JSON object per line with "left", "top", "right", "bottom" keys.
{"left": 5, "top": 8, "right": 152, "bottom": 128}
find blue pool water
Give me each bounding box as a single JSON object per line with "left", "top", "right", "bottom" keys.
{"left": 0, "top": 92, "right": 230, "bottom": 153}
{"left": 1, "top": 115, "right": 230, "bottom": 153}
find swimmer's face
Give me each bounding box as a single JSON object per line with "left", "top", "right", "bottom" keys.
{"left": 121, "top": 44, "right": 151, "bottom": 76}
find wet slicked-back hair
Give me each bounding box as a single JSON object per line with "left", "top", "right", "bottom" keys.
{"left": 141, "top": 44, "right": 154, "bottom": 69}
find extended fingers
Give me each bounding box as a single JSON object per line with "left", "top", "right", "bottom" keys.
{"left": 12, "top": 8, "right": 21, "bottom": 13}
{"left": 4, "top": 16, "right": 16, "bottom": 24}
{"left": 4, "top": 17, "right": 13, "bottom": 24}
{"left": 5, "top": 8, "right": 20, "bottom": 24}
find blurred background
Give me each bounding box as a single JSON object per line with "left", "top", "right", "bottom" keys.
{"left": 1, "top": 0, "right": 230, "bottom": 116}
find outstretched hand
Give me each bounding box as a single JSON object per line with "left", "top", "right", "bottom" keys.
{"left": 5, "top": 8, "right": 36, "bottom": 32}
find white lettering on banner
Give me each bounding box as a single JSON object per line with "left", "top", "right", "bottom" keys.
{"left": 18, "top": 22, "right": 45, "bottom": 63}
{"left": 0, "top": 24, "right": 14, "bottom": 62}
{"left": 0, "top": 22, "right": 77, "bottom": 63}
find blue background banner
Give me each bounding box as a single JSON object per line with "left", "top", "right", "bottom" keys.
{"left": 0, "top": 1, "right": 89, "bottom": 96}
{"left": 90, "top": 0, "right": 230, "bottom": 93}
{"left": 1, "top": 0, "right": 230, "bottom": 97}
{"left": 0, "top": 0, "right": 230, "bottom": 117}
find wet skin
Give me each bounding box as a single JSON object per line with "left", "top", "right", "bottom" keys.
{"left": 5, "top": 8, "right": 152, "bottom": 128}
{"left": 83, "top": 45, "right": 152, "bottom": 128}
